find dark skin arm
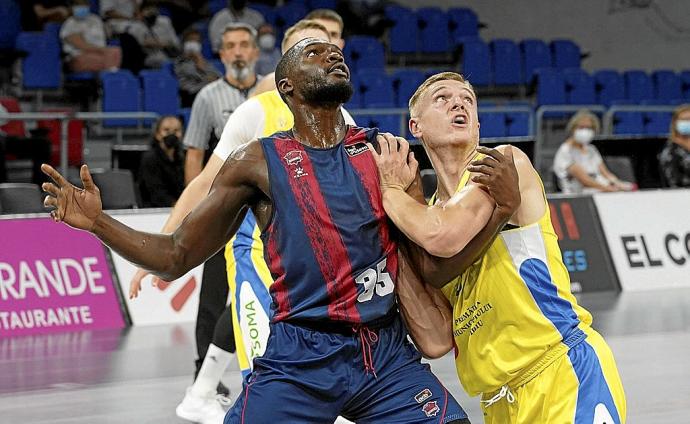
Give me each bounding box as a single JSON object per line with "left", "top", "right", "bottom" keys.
{"left": 41, "top": 140, "right": 270, "bottom": 282}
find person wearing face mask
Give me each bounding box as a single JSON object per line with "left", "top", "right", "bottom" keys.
{"left": 138, "top": 115, "right": 185, "bottom": 207}
{"left": 553, "top": 109, "right": 634, "bottom": 194}
{"left": 255, "top": 23, "right": 280, "bottom": 76}
{"left": 59, "top": 0, "right": 122, "bottom": 72}
{"left": 659, "top": 104, "right": 690, "bottom": 188}
{"left": 209, "top": 0, "right": 265, "bottom": 52}
{"left": 126, "top": 3, "right": 180, "bottom": 69}
{"left": 174, "top": 28, "right": 222, "bottom": 107}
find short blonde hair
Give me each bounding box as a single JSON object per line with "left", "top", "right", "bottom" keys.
{"left": 565, "top": 109, "right": 601, "bottom": 136}
{"left": 408, "top": 72, "right": 475, "bottom": 117}
{"left": 670, "top": 104, "right": 690, "bottom": 139}
{"left": 305, "top": 9, "right": 344, "bottom": 32}
{"left": 281, "top": 20, "right": 330, "bottom": 53}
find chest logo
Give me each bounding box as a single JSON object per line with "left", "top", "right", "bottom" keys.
{"left": 283, "top": 150, "right": 309, "bottom": 179}
{"left": 345, "top": 142, "right": 369, "bottom": 157}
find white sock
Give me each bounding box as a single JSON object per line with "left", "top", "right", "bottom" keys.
{"left": 191, "top": 344, "right": 234, "bottom": 398}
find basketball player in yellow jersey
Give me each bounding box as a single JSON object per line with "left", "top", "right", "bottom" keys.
{"left": 369, "top": 72, "right": 626, "bottom": 424}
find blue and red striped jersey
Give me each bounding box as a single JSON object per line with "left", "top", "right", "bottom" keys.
{"left": 260, "top": 126, "right": 398, "bottom": 325}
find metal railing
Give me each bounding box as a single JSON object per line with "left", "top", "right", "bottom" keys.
{"left": 0, "top": 111, "right": 160, "bottom": 176}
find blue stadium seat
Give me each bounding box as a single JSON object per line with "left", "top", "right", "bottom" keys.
{"left": 0, "top": 1, "right": 21, "bottom": 49}
{"left": 563, "top": 68, "right": 595, "bottom": 105}
{"left": 613, "top": 111, "right": 644, "bottom": 135}
{"left": 101, "top": 70, "right": 141, "bottom": 127}
{"left": 358, "top": 70, "right": 394, "bottom": 108}
{"left": 386, "top": 5, "right": 417, "bottom": 54}
{"left": 652, "top": 70, "right": 682, "bottom": 103}
{"left": 550, "top": 39, "right": 581, "bottom": 70}
{"left": 344, "top": 36, "right": 385, "bottom": 72}
{"left": 358, "top": 114, "right": 401, "bottom": 135}
{"left": 140, "top": 70, "right": 180, "bottom": 118}
{"left": 520, "top": 39, "right": 551, "bottom": 85}
{"left": 274, "top": 3, "right": 308, "bottom": 32}
{"left": 15, "top": 31, "right": 61, "bottom": 90}
{"left": 506, "top": 112, "right": 530, "bottom": 137}
{"left": 644, "top": 111, "right": 672, "bottom": 135}
{"left": 460, "top": 38, "right": 490, "bottom": 87}
{"left": 250, "top": 5, "right": 276, "bottom": 26}
{"left": 417, "top": 7, "right": 449, "bottom": 53}
{"left": 479, "top": 112, "right": 506, "bottom": 138}
{"left": 681, "top": 70, "right": 690, "bottom": 101}
{"left": 178, "top": 107, "right": 192, "bottom": 128}
{"left": 448, "top": 8, "right": 479, "bottom": 43}
{"left": 345, "top": 79, "right": 362, "bottom": 110}
{"left": 535, "top": 69, "right": 566, "bottom": 107}
{"left": 210, "top": 59, "right": 224, "bottom": 75}
{"left": 309, "top": 0, "right": 337, "bottom": 10}
{"left": 594, "top": 69, "right": 625, "bottom": 106}
{"left": 208, "top": 0, "right": 225, "bottom": 15}
{"left": 392, "top": 69, "right": 425, "bottom": 108}
{"left": 624, "top": 70, "right": 653, "bottom": 103}
{"left": 89, "top": 0, "right": 100, "bottom": 14}
{"left": 490, "top": 39, "right": 522, "bottom": 86}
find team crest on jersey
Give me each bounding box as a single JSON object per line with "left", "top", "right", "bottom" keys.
{"left": 422, "top": 400, "right": 440, "bottom": 417}
{"left": 345, "top": 142, "right": 369, "bottom": 157}
{"left": 283, "top": 150, "right": 308, "bottom": 178}
{"left": 414, "top": 388, "right": 433, "bottom": 403}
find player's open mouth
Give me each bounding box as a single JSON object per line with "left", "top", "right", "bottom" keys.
{"left": 451, "top": 114, "right": 468, "bottom": 126}
{"left": 328, "top": 63, "right": 349, "bottom": 78}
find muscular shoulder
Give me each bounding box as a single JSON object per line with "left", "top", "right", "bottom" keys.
{"left": 493, "top": 144, "right": 534, "bottom": 176}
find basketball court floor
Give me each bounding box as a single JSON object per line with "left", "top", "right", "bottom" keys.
{"left": 1, "top": 287, "right": 689, "bottom": 423}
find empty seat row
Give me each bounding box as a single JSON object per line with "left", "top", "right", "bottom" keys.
{"left": 386, "top": 6, "right": 480, "bottom": 54}
{"left": 460, "top": 38, "right": 581, "bottom": 87}
{"left": 101, "top": 69, "right": 179, "bottom": 126}
{"left": 536, "top": 68, "right": 690, "bottom": 107}
{"left": 613, "top": 111, "right": 673, "bottom": 136}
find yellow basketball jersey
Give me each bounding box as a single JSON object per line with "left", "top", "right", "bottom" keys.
{"left": 439, "top": 159, "right": 593, "bottom": 396}
{"left": 225, "top": 90, "right": 293, "bottom": 373}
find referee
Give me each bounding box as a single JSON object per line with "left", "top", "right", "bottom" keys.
{"left": 182, "top": 22, "right": 259, "bottom": 397}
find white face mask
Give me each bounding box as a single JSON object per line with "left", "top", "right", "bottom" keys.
{"left": 573, "top": 128, "right": 595, "bottom": 145}
{"left": 183, "top": 41, "right": 202, "bottom": 54}
{"left": 258, "top": 34, "right": 276, "bottom": 51}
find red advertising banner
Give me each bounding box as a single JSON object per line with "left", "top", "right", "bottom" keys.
{"left": 0, "top": 218, "right": 126, "bottom": 336}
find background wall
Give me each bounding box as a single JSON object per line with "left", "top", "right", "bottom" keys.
{"left": 397, "top": 0, "right": 690, "bottom": 72}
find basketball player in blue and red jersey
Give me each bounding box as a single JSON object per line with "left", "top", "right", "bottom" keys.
{"left": 40, "top": 38, "right": 520, "bottom": 422}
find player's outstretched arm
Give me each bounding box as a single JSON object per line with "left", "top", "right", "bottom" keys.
{"left": 42, "top": 141, "right": 266, "bottom": 282}
{"left": 396, "top": 247, "right": 453, "bottom": 359}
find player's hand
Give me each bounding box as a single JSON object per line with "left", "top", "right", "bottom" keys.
{"left": 129, "top": 268, "right": 150, "bottom": 299}
{"left": 368, "top": 132, "right": 418, "bottom": 192}
{"left": 41, "top": 164, "right": 103, "bottom": 231}
{"left": 468, "top": 146, "right": 521, "bottom": 217}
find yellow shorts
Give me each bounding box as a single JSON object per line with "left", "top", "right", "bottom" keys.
{"left": 481, "top": 330, "right": 626, "bottom": 424}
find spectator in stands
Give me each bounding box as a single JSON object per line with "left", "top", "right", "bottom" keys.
{"left": 209, "top": 0, "right": 264, "bottom": 52}
{"left": 101, "top": 0, "right": 140, "bottom": 35}
{"left": 0, "top": 104, "right": 51, "bottom": 184}
{"left": 175, "top": 28, "right": 221, "bottom": 107}
{"left": 20, "top": 0, "right": 70, "bottom": 31}
{"left": 305, "top": 9, "right": 345, "bottom": 49}
{"left": 255, "top": 23, "right": 280, "bottom": 76}
{"left": 60, "top": 0, "right": 122, "bottom": 72}
{"left": 138, "top": 115, "right": 185, "bottom": 207}
{"left": 553, "top": 109, "right": 635, "bottom": 194}
{"left": 127, "top": 3, "right": 180, "bottom": 68}
{"left": 183, "top": 23, "right": 259, "bottom": 184}
{"left": 659, "top": 104, "right": 690, "bottom": 188}
{"left": 335, "top": 0, "right": 389, "bottom": 38}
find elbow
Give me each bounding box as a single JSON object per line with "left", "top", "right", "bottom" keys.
{"left": 417, "top": 341, "right": 453, "bottom": 360}
{"left": 424, "top": 231, "right": 468, "bottom": 258}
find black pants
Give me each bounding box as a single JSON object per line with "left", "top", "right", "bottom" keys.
{"left": 0, "top": 133, "right": 51, "bottom": 184}
{"left": 196, "top": 249, "right": 235, "bottom": 360}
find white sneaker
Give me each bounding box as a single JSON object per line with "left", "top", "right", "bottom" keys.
{"left": 176, "top": 387, "right": 228, "bottom": 424}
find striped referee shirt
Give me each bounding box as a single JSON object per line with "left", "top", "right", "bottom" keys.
{"left": 183, "top": 76, "right": 259, "bottom": 151}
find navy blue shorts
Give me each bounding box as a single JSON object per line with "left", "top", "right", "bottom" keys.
{"left": 224, "top": 313, "right": 468, "bottom": 423}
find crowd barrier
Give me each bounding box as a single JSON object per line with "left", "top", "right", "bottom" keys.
{"left": 1, "top": 189, "right": 688, "bottom": 337}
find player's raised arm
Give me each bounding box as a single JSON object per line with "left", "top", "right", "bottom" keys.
{"left": 41, "top": 140, "right": 267, "bottom": 282}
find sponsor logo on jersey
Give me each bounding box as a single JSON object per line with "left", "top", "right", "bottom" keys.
{"left": 345, "top": 142, "right": 369, "bottom": 157}
{"left": 284, "top": 150, "right": 308, "bottom": 178}
{"left": 422, "top": 400, "right": 440, "bottom": 417}
{"left": 414, "top": 388, "right": 433, "bottom": 404}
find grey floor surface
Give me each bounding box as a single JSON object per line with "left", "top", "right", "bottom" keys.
{"left": 1, "top": 288, "right": 689, "bottom": 423}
